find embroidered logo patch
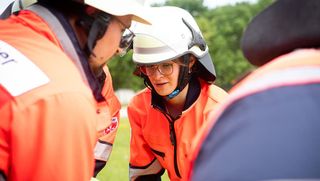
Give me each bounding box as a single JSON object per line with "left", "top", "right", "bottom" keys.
{"left": 104, "top": 117, "right": 119, "bottom": 135}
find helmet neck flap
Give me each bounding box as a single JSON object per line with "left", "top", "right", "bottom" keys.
{"left": 76, "top": 11, "right": 112, "bottom": 57}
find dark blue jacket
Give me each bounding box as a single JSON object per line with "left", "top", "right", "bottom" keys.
{"left": 192, "top": 50, "right": 320, "bottom": 181}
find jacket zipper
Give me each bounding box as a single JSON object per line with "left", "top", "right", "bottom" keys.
{"left": 169, "top": 121, "right": 181, "bottom": 178}
{"left": 154, "top": 105, "right": 182, "bottom": 178}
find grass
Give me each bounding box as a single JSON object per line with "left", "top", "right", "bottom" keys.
{"left": 97, "top": 118, "right": 169, "bottom": 181}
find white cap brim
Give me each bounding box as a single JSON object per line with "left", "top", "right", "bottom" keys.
{"left": 85, "top": 0, "right": 152, "bottom": 24}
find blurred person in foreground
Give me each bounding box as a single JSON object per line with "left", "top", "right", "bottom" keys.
{"left": 189, "top": 0, "right": 320, "bottom": 180}
{"left": 0, "top": 0, "right": 151, "bottom": 180}
{"left": 127, "top": 6, "right": 228, "bottom": 181}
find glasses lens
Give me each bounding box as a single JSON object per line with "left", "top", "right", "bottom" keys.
{"left": 120, "top": 31, "right": 134, "bottom": 48}
{"left": 139, "top": 65, "right": 156, "bottom": 76}
{"left": 139, "top": 63, "right": 173, "bottom": 76}
{"left": 158, "top": 63, "right": 173, "bottom": 75}
{"left": 118, "top": 30, "right": 135, "bottom": 57}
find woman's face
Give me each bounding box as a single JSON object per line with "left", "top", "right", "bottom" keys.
{"left": 143, "top": 60, "right": 181, "bottom": 96}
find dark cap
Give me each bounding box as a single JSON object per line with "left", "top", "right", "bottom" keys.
{"left": 241, "top": 0, "right": 320, "bottom": 66}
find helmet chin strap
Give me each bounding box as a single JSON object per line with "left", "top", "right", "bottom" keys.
{"left": 143, "top": 54, "right": 192, "bottom": 100}
{"left": 165, "top": 54, "right": 191, "bottom": 100}
{"left": 87, "top": 12, "right": 111, "bottom": 55}
{"left": 165, "top": 89, "right": 180, "bottom": 100}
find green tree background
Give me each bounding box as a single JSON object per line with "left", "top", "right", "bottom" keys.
{"left": 108, "top": 0, "right": 274, "bottom": 91}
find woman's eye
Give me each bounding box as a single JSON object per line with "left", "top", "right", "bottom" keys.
{"left": 162, "top": 63, "right": 171, "bottom": 68}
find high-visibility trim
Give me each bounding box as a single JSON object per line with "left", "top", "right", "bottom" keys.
{"left": 208, "top": 66, "right": 320, "bottom": 141}
{"left": 134, "top": 46, "right": 172, "bottom": 55}
{"left": 129, "top": 159, "right": 163, "bottom": 181}
{"left": 94, "top": 140, "right": 112, "bottom": 162}
{"left": 133, "top": 34, "right": 177, "bottom": 64}
{"left": 234, "top": 67, "right": 320, "bottom": 98}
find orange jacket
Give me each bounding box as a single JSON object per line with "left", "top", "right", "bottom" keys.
{"left": 0, "top": 10, "right": 97, "bottom": 181}
{"left": 187, "top": 49, "right": 320, "bottom": 180}
{"left": 94, "top": 66, "right": 121, "bottom": 162}
{"left": 128, "top": 80, "right": 228, "bottom": 181}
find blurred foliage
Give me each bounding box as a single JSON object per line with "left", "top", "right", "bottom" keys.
{"left": 163, "top": 0, "right": 207, "bottom": 17}
{"left": 108, "top": 0, "right": 274, "bottom": 91}
{"left": 107, "top": 53, "right": 145, "bottom": 91}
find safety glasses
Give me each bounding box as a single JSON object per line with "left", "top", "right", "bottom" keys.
{"left": 114, "top": 17, "right": 135, "bottom": 57}
{"left": 139, "top": 62, "right": 174, "bottom": 76}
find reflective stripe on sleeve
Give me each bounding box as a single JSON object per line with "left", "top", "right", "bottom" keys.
{"left": 94, "top": 140, "right": 112, "bottom": 162}
{"left": 129, "top": 159, "right": 163, "bottom": 181}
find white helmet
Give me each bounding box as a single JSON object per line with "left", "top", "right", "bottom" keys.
{"left": 12, "top": 0, "right": 152, "bottom": 24}
{"left": 132, "top": 6, "right": 216, "bottom": 82}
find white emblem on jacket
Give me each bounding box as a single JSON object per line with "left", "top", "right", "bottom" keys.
{"left": 0, "top": 40, "right": 50, "bottom": 96}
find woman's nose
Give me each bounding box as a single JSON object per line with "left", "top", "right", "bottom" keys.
{"left": 150, "top": 68, "right": 163, "bottom": 79}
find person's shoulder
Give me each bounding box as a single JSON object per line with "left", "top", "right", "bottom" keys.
{"left": 134, "top": 88, "right": 151, "bottom": 97}
{"left": 206, "top": 84, "right": 228, "bottom": 103}
{"left": 128, "top": 88, "right": 151, "bottom": 106}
